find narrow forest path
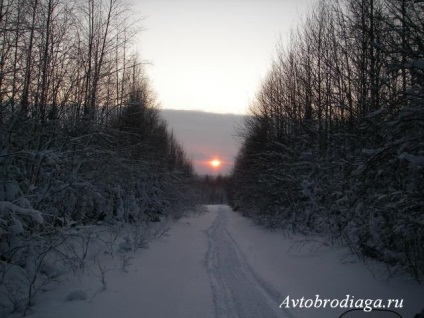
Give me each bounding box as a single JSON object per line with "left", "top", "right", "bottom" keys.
{"left": 26, "top": 206, "right": 424, "bottom": 318}
{"left": 206, "top": 205, "right": 287, "bottom": 318}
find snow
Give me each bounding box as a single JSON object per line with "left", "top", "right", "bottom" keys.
{"left": 65, "top": 290, "right": 88, "bottom": 302}
{"left": 398, "top": 153, "right": 424, "bottom": 167}
{"left": 20, "top": 205, "right": 424, "bottom": 318}
{"left": 0, "top": 201, "right": 44, "bottom": 224}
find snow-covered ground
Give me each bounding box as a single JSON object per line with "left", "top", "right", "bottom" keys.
{"left": 23, "top": 205, "right": 423, "bottom": 318}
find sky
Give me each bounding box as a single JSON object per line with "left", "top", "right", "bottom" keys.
{"left": 135, "top": 0, "right": 311, "bottom": 115}
{"left": 161, "top": 109, "right": 244, "bottom": 175}
{"left": 134, "top": 0, "right": 312, "bottom": 174}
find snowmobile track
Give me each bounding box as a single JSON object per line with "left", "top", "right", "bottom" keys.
{"left": 206, "top": 206, "right": 289, "bottom": 318}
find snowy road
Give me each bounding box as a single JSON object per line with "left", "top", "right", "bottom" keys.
{"left": 206, "top": 205, "right": 286, "bottom": 318}
{"left": 27, "top": 205, "right": 424, "bottom": 318}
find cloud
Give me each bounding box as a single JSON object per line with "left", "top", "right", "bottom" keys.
{"left": 160, "top": 109, "right": 245, "bottom": 175}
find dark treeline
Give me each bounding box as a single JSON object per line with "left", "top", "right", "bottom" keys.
{"left": 0, "top": 0, "right": 199, "bottom": 313}
{"left": 196, "top": 175, "right": 230, "bottom": 204}
{"left": 231, "top": 0, "right": 423, "bottom": 282}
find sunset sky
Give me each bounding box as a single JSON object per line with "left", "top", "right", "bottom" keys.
{"left": 135, "top": 0, "right": 311, "bottom": 174}
{"left": 136, "top": 0, "right": 311, "bottom": 115}
{"left": 161, "top": 109, "right": 243, "bottom": 175}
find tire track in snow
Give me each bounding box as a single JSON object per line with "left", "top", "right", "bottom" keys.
{"left": 206, "top": 205, "right": 290, "bottom": 318}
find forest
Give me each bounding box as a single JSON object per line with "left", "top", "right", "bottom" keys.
{"left": 231, "top": 0, "right": 423, "bottom": 283}
{"left": 1, "top": 0, "right": 424, "bottom": 315}
{"left": 0, "top": 0, "right": 200, "bottom": 314}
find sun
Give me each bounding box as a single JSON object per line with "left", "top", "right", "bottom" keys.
{"left": 210, "top": 159, "right": 221, "bottom": 168}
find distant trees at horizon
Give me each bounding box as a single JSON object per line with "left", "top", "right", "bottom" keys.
{"left": 195, "top": 174, "right": 231, "bottom": 204}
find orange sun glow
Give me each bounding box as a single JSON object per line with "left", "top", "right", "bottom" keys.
{"left": 210, "top": 159, "right": 222, "bottom": 168}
